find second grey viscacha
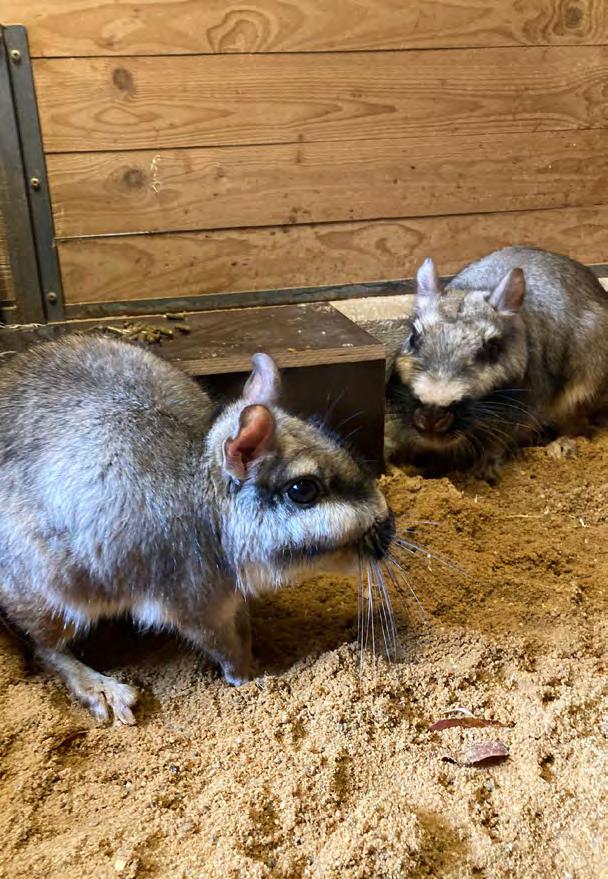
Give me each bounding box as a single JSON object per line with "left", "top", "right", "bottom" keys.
{"left": 0, "top": 335, "right": 393, "bottom": 723}
{"left": 384, "top": 246, "right": 608, "bottom": 479}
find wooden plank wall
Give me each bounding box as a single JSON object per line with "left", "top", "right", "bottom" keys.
{"left": 0, "top": 220, "right": 14, "bottom": 306}
{"left": 1, "top": 0, "right": 607, "bottom": 311}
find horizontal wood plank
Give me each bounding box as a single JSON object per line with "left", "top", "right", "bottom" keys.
{"left": 4, "top": 0, "right": 607, "bottom": 56}
{"left": 48, "top": 130, "right": 608, "bottom": 238}
{"left": 34, "top": 47, "right": 608, "bottom": 153}
{"left": 0, "top": 304, "right": 383, "bottom": 369}
{"left": 58, "top": 205, "right": 608, "bottom": 305}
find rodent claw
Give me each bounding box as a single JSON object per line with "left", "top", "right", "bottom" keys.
{"left": 113, "top": 706, "right": 137, "bottom": 727}
{"left": 89, "top": 691, "right": 111, "bottom": 725}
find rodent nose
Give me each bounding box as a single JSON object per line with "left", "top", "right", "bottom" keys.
{"left": 413, "top": 406, "right": 454, "bottom": 434}
{"left": 433, "top": 410, "right": 454, "bottom": 433}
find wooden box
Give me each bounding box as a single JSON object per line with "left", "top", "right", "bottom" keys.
{"left": 0, "top": 302, "right": 386, "bottom": 470}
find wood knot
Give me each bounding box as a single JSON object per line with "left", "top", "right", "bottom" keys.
{"left": 112, "top": 67, "right": 135, "bottom": 95}
{"left": 563, "top": 4, "right": 583, "bottom": 27}
{"left": 123, "top": 168, "right": 145, "bottom": 189}
{"left": 207, "top": 10, "right": 271, "bottom": 52}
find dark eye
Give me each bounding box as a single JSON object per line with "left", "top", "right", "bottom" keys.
{"left": 404, "top": 324, "right": 422, "bottom": 354}
{"left": 285, "top": 478, "right": 321, "bottom": 506}
{"left": 477, "top": 337, "right": 502, "bottom": 364}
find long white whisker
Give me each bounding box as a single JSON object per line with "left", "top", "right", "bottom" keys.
{"left": 357, "top": 550, "right": 364, "bottom": 670}
{"left": 385, "top": 554, "right": 426, "bottom": 616}
{"left": 372, "top": 563, "right": 391, "bottom": 661}
{"left": 381, "top": 560, "right": 412, "bottom": 618}
{"left": 393, "top": 537, "right": 470, "bottom": 580}
{"left": 367, "top": 564, "right": 376, "bottom": 667}
{"left": 373, "top": 560, "right": 398, "bottom": 660}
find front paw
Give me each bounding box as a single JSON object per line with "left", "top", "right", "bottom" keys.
{"left": 220, "top": 653, "right": 252, "bottom": 687}
{"left": 222, "top": 666, "right": 251, "bottom": 687}
{"left": 545, "top": 437, "right": 578, "bottom": 460}
{"left": 472, "top": 455, "right": 503, "bottom": 484}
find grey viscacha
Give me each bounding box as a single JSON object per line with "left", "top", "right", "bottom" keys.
{"left": 0, "top": 335, "right": 392, "bottom": 723}
{"left": 383, "top": 246, "right": 608, "bottom": 479}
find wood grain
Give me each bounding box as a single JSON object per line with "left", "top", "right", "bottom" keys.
{"left": 47, "top": 130, "right": 608, "bottom": 238}
{"left": 0, "top": 240, "right": 14, "bottom": 302}
{"left": 0, "top": 216, "right": 14, "bottom": 303}
{"left": 158, "top": 306, "right": 384, "bottom": 372}
{"left": 34, "top": 47, "right": 608, "bottom": 153}
{"left": 57, "top": 205, "right": 608, "bottom": 305}
{"left": 3, "top": 0, "right": 606, "bottom": 56}
{"left": 0, "top": 262, "right": 14, "bottom": 302}
{"left": 0, "top": 306, "right": 386, "bottom": 466}
{"left": 0, "top": 304, "right": 382, "bottom": 369}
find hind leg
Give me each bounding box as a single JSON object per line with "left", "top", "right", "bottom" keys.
{"left": 38, "top": 646, "right": 138, "bottom": 725}
{"left": 2, "top": 595, "right": 138, "bottom": 725}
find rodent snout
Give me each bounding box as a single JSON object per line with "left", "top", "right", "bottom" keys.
{"left": 413, "top": 405, "right": 455, "bottom": 435}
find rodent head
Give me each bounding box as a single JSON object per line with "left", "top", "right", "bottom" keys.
{"left": 206, "top": 353, "right": 393, "bottom": 594}
{"left": 390, "top": 257, "right": 529, "bottom": 455}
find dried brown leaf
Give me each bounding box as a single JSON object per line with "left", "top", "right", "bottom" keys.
{"left": 429, "top": 717, "right": 512, "bottom": 732}
{"left": 443, "top": 740, "right": 510, "bottom": 767}
{"left": 49, "top": 729, "right": 89, "bottom": 751}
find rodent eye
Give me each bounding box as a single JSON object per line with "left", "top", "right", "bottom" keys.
{"left": 405, "top": 325, "right": 422, "bottom": 354}
{"left": 285, "top": 478, "right": 321, "bottom": 507}
{"left": 477, "top": 337, "right": 502, "bottom": 364}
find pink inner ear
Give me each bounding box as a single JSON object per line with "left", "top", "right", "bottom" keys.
{"left": 225, "top": 405, "right": 275, "bottom": 476}
{"left": 416, "top": 257, "right": 442, "bottom": 302}
{"left": 491, "top": 268, "right": 526, "bottom": 314}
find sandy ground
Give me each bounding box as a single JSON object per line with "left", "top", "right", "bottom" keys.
{"left": 1, "top": 436, "right": 606, "bottom": 879}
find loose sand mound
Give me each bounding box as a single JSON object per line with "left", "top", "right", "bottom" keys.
{"left": 1, "top": 437, "right": 606, "bottom": 879}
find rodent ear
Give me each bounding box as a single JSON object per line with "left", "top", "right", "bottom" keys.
{"left": 223, "top": 404, "right": 276, "bottom": 481}
{"left": 489, "top": 268, "right": 526, "bottom": 315}
{"left": 415, "top": 257, "right": 443, "bottom": 310}
{"left": 242, "top": 352, "right": 281, "bottom": 405}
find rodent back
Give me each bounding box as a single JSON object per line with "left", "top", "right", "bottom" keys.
{"left": 451, "top": 246, "right": 607, "bottom": 321}
{"left": 0, "top": 337, "right": 392, "bottom": 598}
{"left": 450, "top": 246, "right": 608, "bottom": 392}
{"left": 0, "top": 336, "right": 217, "bottom": 586}
{"left": 0, "top": 334, "right": 213, "bottom": 473}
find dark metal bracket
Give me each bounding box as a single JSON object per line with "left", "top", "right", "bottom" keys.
{"left": 0, "top": 25, "right": 64, "bottom": 323}
{"left": 0, "top": 26, "right": 43, "bottom": 323}
{"left": 57, "top": 264, "right": 608, "bottom": 320}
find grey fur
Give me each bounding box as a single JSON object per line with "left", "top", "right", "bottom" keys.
{"left": 0, "top": 334, "right": 391, "bottom": 722}
{"left": 384, "top": 246, "right": 608, "bottom": 478}
{"left": 357, "top": 318, "right": 411, "bottom": 382}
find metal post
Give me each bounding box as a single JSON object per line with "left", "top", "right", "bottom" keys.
{"left": 0, "top": 26, "right": 45, "bottom": 324}
{"left": 2, "top": 25, "right": 64, "bottom": 322}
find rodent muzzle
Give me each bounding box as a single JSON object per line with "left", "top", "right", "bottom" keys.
{"left": 413, "top": 405, "right": 455, "bottom": 435}
{"left": 361, "top": 512, "right": 395, "bottom": 560}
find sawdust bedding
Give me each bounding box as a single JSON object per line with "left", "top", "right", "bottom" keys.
{"left": 0, "top": 436, "right": 606, "bottom": 879}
